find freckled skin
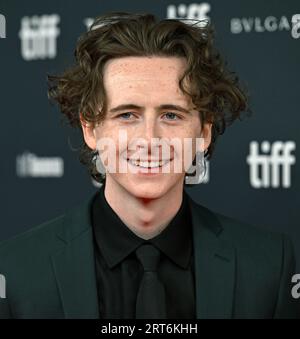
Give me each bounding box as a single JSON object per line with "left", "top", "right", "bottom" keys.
{"left": 81, "top": 56, "right": 212, "bottom": 239}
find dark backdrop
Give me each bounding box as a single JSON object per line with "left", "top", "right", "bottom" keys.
{"left": 0, "top": 0, "right": 299, "bottom": 270}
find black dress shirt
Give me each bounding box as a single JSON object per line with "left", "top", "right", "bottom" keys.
{"left": 91, "top": 183, "right": 196, "bottom": 319}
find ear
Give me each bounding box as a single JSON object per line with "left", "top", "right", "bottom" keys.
{"left": 80, "top": 113, "right": 97, "bottom": 150}
{"left": 198, "top": 122, "right": 212, "bottom": 153}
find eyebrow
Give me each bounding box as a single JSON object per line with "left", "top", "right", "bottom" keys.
{"left": 108, "top": 104, "right": 191, "bottom": 114}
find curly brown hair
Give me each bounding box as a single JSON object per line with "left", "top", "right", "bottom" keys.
{"left": 47, "top": 11, "right": 251, "bottom": 184}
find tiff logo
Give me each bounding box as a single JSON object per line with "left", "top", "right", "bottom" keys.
{"left": 0, "top": 274, "right": 6, "bottom": 298}
{"left": 18, "top": 14, "right": 60, "bottom": 60}
{"left": 84, "top": 3, "right": 212, "bottom": 31}
{"left": 291, "top": 14, "right": 300, "bottom": 39}
{"left": 167, "top": 3, "right": 211, "bottom": 26}
{"left": 0, "top": 13, "right": 6, "bottom": 38}
{"left": 247, "top": 141, "right": 296, "bottom": 188}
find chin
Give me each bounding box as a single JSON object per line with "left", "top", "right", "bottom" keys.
{"left": 122, "top": 177, "right": 181, "bottom": 200}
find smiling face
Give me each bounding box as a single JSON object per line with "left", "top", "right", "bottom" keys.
{"left": 82, "top": 56, "right": 212, "bottom": 200}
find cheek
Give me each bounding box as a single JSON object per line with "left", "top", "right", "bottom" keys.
{"left": 177, "top": 120, "right": 202, "bottom": 140}
{"left": 94, "top": 127, "right": 117, "bottom": 165}
{"left": 179, "top": 122, "right": 202, "bottom": 159}
{"left": 95, "top": 126, "right": 135, "bottom": 163}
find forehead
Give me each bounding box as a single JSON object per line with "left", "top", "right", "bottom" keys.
{"left": 102, "top": 56, "right": 190, "bottom": 104}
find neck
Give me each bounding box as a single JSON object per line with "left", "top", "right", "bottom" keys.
{"left": 103, "top": 177, "right": 184, "bottom": 240}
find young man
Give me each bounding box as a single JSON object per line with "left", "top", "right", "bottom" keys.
{"left": 0, "top": 12, "right": 299, "bottom": 319}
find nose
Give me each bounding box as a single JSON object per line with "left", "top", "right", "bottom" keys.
{"left": 133, "top": 114, "right": 162, "bottom": 158}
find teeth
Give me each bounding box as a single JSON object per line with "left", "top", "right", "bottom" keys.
{"left": 128, "top": 159, "right": 169, "bottom": 168}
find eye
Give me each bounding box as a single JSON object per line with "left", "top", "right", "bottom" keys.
{"left": 163, "top": 112, "right": 180, "bottom": 121}
{"left": 117, "top": 112, "right": 134, "bottom": 120}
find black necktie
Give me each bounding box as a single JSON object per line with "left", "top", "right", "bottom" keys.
{"left": 135, "top": 243, "right": 167, "bottom": 319}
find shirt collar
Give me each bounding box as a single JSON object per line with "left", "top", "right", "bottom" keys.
{"left": 92, "top": 183, "right": 193, "bottom": 270}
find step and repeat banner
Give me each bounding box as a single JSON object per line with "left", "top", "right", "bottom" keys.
{"left": 0, "top": 1, "right": 299, "bottom": 268}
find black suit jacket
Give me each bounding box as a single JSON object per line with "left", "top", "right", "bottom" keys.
{"left": 0, "top": 191, "right": 299, "bottom": 318}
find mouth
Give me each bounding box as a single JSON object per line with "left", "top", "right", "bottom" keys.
{"left": 126, "top": 158, "right": 172, "bottom": 169}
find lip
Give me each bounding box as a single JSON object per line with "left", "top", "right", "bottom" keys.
{"left": 126, "top": 158, "right": 172, "bottom": 162}
{"left": 126, "top": 158, "right": 173, "bottom": 175}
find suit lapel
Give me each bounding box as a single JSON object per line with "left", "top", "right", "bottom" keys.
{"left": 50, "top": 190, "right": 235, "bottom": 319}
{"left": 188, "top": 196, "right": 236, "bottom": 319}
{"left": 51, "top": 198, "right": 100, "bottom": 319}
